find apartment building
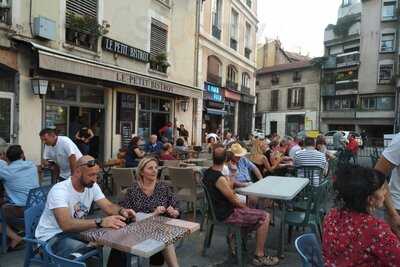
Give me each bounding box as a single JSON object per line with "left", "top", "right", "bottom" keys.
{"left": 198, "top": 0, "right": 258, "bottom": 139}
{"left": 0, "top": 0, "right": 203, "bottom": 162}
{"left": 321, "top": 0, "right": 397, "bottom": 139}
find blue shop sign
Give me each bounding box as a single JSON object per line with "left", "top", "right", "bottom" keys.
{"left": 204, "top": 82, "right": 223, "bottom": 102}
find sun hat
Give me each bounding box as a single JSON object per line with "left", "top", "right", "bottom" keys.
{"left": 229, "top": 143, "right": 247, "bottom": 157}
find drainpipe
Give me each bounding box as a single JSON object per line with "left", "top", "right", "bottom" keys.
{"left": 194, "top": 0, "right": 201, "bottom": 88}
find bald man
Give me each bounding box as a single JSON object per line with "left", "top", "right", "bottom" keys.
{"left": 35, "top": 156, "right": 135, "bottom": 258}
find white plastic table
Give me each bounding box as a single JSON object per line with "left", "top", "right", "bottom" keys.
{"left": 237, "top": 176, "right": 309, "bottom": 257}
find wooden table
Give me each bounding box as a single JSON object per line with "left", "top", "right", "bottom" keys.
{"left": 237, "top": 176, "right": 309, "bottom": 258}
{"left": 81, "top": 213, "right": 199, "bottom": 266}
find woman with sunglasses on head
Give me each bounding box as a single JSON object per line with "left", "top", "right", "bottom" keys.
{"left": 323, "top": 165, "right": 400, "bottom": 266}
{"left": 107, "top": 157, "right": 180, "bottom": 267}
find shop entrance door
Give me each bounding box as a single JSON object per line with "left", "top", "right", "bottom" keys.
{"left": 0, "top": 92, "right": 14, "bottom": 143}
{"left": 151, "top": 113, "right": 169, "bottom": 139}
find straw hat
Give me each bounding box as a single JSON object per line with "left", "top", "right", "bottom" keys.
{"left": 229, "top": 143, "right": 247, "bottom": 157}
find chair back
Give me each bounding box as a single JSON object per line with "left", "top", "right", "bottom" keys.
{"left": 294, "top": 233, "right": 324, "bottom": 267}
{"left": 110, "top": 167, "right": 136, "bottom": 199}
{"left": 26, "top": 185, "right": 52, "bottom": 209}
{"left": 296, "top": 166, "right": 324, "bottom": 187}
{"left": 24, "top": 203, "right": 45, "bottom": 240}
{"left": 161, "top": 160, "right": 181, "bottom": 167}
{"left": 44, "top": 242, "right": 86, "bottom": 267}
{"left": 168, "top": 167, "right": 197, "bottom": 199}
{"left": 296, "top": 180, "right": 329, "bottom": 224}
{"left": 200, "top": 181, "right": 218, "bottom": 223}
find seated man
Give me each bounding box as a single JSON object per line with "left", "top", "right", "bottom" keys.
{"left": 144, "top": 134, "right": 163, "bottom": 155}
{"left": 0, "top": 145, "right": 39, "bottom": 250}
{"left": 294, "top": 137, "right": 327, "bottom": 186}
{"left": 35, "top": 155, "right": 135, "bottom": 258}
{"left": 203, "top": 144, "right": 279, "bottom": 266}
{"left": 229, "top": 143, "right": 263, "bottom": 183}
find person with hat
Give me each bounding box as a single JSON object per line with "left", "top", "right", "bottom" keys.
{"left": 229, "top": 143, "right": 263, "bottom": 183}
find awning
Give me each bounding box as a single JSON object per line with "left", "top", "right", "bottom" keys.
{"left": 22, "top": 40, "right": 203, "bottom": 99}
{"left": 206, "top": 108, "right": 226, "bottom": 116}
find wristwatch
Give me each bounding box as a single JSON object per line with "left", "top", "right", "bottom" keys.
{"left": 95, "top": 218, "right": 103, "bottom": 228}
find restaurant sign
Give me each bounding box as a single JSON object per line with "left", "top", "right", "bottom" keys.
{"left": 102, "top": 37, "right": 150, "bottom": 63}
{"left": 116, "top": 72, "right": 174, "bottom": 94}
{"left": 204, "top": 82, "right": 223, "bottom": 102}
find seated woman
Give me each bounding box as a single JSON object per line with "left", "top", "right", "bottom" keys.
{"left": 250, "top": 140, "right": 282, "bottom": 177}
{"left": 125, "top": 136, "right": 145, "bottom": 167}
{"left": 105, "top": 147, "right": 127, "bottom": 167}
{"left": 160, "top": 143, "right": 177, "bottom": 161}
{"left": 323, "top": 166, "right": 400, "bottom": 266}
{"left": 108, "top": 157, "right": 180, "bottom": 267}
{"left": 264, "top": 141, "right": 287, "bottom": 176}
{"left": 175, "top": 138, "right": 188, "bottom": 160}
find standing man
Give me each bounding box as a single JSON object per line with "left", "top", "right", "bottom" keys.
{"left": 375, "top": 132, "right": 400, "bottom": 237}
{"left": 40, "top": 128, "right": 83, "bottom": 182}
{"left": 159, "top": 122, "right": 173, "bottom": 143}
{"left": 35, "top": 155, "right": 135, "bottom": 258}
{"left": 177, "top": 124, "right": 189, "bottom": 142}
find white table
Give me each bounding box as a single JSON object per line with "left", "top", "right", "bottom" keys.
{"left": 237, "top": 176, "right": 309, "bottom": 258}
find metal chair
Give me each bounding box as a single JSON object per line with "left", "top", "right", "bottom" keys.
{"left": 110, "top": 167, "right": 136, "bottom": 199}
{"left": 294, "top": 233, "right": 324, "bottom": 267}
{"left": 201, "top": 182, "right": 245, "bottom": 267}
{"left": 23, "top": 203, "right": 50, "bottom": 267}
{"left": 168, "top": 167, "right": 204, "bottom": 221}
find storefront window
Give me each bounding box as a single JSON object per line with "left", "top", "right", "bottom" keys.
{"left": 47, "top": 82, "right": 77, "bottom": 101}
{"left": 224, "top": 101, "right": 236, "bottom": 133}
{"left": 45, "top": 104, "right": 68, "bottom": 135}
{"left": 0, "top": 97, "right": 12, "bottom": 143}
{"left": 80, "top": 86, "right": 104, "bottom": 104}
{"left": 116, "top": 93, "right": 136, "bottom": 134}
{"left": 138, "top": 111, "right": 150, "bottom": 138}
{"left": 0, "top": 77, "right": 14, "bottom": 92}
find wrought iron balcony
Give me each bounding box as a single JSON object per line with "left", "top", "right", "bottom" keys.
{"left": 212, "top": 25, "right": 221, "bottom": 40}
{"left": 0, "top": 4, "right": 11, "bottom": 24}
{"left": 241, "top": 85, "right": 250, "bottom": 95}
{"left": 226, "top": 80, "right": 238, "bottom": 91}
{"left": 336, "top": 51, "right": 360, "bottom": 68}
{"left": 207, "top": 72, "right": 222, "bottom": 86}
{"left": 230, "top": 38, "right": 238, "bottom": 51}
{"left": 244, "top": 47, "right": 252, "bottom": 59}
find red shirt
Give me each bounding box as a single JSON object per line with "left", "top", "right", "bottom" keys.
{"left": 323, "top": 208, "right": 400, "bottom": 267}
{"left": 346, "top": 138, "right": 359, "bottom": 154}
{"left": 160, "top": 154, "right": 176, "bottom": 161}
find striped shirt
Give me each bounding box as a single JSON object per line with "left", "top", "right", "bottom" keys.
{"left": 294, "top": 147, "right": 327, "bottom": 186}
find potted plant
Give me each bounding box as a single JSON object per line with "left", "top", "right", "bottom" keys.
{"left": 150, "top": 53, "right": 170, "bottom": 73}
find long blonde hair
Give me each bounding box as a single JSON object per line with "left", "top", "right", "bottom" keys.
{"left": 250, "top": 140, "right": 265, "bottom": 162}
{"left": 135, "top": 157, "right": 158, "bottom": 188}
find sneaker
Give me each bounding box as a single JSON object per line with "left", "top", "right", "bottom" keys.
{"left": 252, "top": 255, "right": 279, "bottom": 266}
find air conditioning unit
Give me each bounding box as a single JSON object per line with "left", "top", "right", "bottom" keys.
{"left": 0, "top": 0, "right": 10, "bottom": 8}
{"left": 33, "top": 16, "right": 56, "bottom": 40}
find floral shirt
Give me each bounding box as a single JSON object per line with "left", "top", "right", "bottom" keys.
{"left": 120, "top": 181, "right": 177, "bottom": 214}
{"left": 323, "top": 208, "right": 400, "bottom": 267}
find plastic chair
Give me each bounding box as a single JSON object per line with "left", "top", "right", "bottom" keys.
{"left": 44, "top": 241, "right": 86, "bottom": 267}
{"left": 168, "top": 167, "right": 204, "bottom": 221}
{"left": 296, "top": 166, "right": 325, "bottom": 187}
{"left": 201, "top": 182, "right": 245, "bottom": 267}
{"left": 294, "top": 233, "right": 324, "bottom": 267}
{"left": 110, "top": 168, "right": 136, "bottom": 199}
{"left": 286, "top": 180, "right": 329, "bottom": 243}
{"left": 23, "top": 203, "right": 50, "bottom": 267}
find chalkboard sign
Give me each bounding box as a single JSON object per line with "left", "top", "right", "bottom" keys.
{"left": 120, "top": 121, "right": 133, "bottom": 148}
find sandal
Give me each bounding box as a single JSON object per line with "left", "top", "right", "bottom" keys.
{"left": 252, "top": 255, "right": 279, "bottom": 266}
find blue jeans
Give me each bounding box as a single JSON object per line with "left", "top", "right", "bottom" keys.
{"left": 48, "top": 233, "right": 88, "bottom": 259}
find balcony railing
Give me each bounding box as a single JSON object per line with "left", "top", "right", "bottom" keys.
{"left": 226, "top": 80, "right": 238, "bottom": 91}
{"left": 335, "top": 81, "right": 358, "bottom": 91}
{"left": 336, "top": 51, "right": 360, "bottom": 68}
{"left": 244, "top": 47, "right": 252, "bottom": 59}
{"left": 230, "top": 38, "right": 238, "bottom": 51}
{"left": 241, "top": 85, "right": 250, "bottom": 95}
{"left": 212, "top": 25, "right": 221, "bottom": 40}
{"left": 321, "top": 84, "right": 336, "bottom": 96}
{"left": 0, "top": 5, "right": 11, "bottom": 24}
{"left": 207, "top": 72, "right": 222, "bottom": 86}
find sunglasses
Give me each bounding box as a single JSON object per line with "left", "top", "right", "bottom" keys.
{"left": 79, "top": 159, "right": 99, "bottom": 168}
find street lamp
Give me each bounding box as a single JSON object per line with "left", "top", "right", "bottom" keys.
{"left": 31, "top": 78, "right": 48, "bottom": 98}
{"left": 178, "top": 98, "right": 190, "bottom": 112}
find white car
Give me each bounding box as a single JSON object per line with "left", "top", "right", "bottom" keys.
{"left": 324, "top": 131, "right": 363, "bottom": 148}
{"left": 253, "top": 129, "right": 265, "bottom": 139}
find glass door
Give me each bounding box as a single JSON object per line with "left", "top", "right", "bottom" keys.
{"left": 0, "top": 92, "right": 14, "bottom": 143}
{"left": 45, "top": 104, "right": 69, "bottom": 136}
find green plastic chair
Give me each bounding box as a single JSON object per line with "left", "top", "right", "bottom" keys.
{"left": 201, "top": 181, "right": 246, "bottom": 267}
{"left": 286, "top": 180, "right": 329, "bottom": 244}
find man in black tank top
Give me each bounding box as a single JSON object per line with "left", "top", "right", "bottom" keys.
{"left": 202, "top": 145, "right": 279, "bottom": 266}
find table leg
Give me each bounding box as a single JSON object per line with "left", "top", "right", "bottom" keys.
{"left": 278, "top": 201, "right": 286, "bottom": 258}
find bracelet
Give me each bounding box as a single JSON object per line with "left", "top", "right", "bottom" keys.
{"left": 118, "top": 207, "right": 124, "bottom": 216}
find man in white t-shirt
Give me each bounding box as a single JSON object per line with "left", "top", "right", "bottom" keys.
{"left": 375, "top": 132, "right": 400, "bottom": 238}
{"left": 35, "top": 155, "right": 135, "bottom": 258}
{"left": 40, "top": 128, "right": 83, "bottom": 181}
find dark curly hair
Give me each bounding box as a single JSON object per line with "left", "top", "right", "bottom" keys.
{"left": 334, "top": 165, "right": 386, "bottom": 213}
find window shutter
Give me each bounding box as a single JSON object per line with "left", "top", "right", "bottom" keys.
{"left": 66, "top": 0, "right": 98, "bottom": 24}
{"left": 287, "top": 89, "right": 292, "bottom": 108}
{"left": 151, "top": 19, "right": 168, "bottom": 58}
{"left": 299, "top": 88, "right": 305, "bottom": 107}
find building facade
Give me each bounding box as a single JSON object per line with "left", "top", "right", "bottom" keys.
{"left": 198, "top": 0, "right": 258, "bottom": 139}
{"left": 0, "top": 0, "right": 203, "bottom": 163}
{"left": 321, "top": 0, "right": 397, "bottom": 140}
{"left": 256, "top": 61, "right": 321, "bottom": 137}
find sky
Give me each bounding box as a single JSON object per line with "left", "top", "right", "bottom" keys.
{"left": 257, "top": 0, "right": 342, "bottom": 57}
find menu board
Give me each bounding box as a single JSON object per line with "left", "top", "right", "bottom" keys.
{"left": 116, "top": 93, "right": 136, "bottom": 134}
{"left": 121, "top": 121, "right": 133, "bottom": 148}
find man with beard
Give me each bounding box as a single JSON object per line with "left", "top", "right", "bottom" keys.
{"left": 35, "top": 155, "right": 135, "bottom": 258}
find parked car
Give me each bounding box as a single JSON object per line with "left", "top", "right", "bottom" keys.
{"left": 253, "top": 129, "right": 265, "bottom": 139}
{"left": 324, "top": 131, "right": 363, "bottom": 148}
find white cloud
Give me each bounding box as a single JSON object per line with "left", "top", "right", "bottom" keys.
{"left": 257, "top": 0, "right": 342, "bottom": 57}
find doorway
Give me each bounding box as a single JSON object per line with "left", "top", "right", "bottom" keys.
{"left": 0, "top": 92, "right": 14, "bottom": 143}
{"left": 270, "top": 121, "right": 277, "bottom": 135}
{"left": 151, "top": 113, "right": 169, "bottom": 138}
